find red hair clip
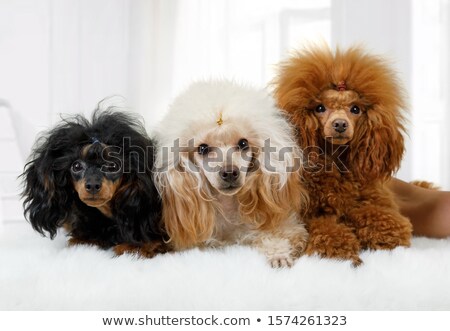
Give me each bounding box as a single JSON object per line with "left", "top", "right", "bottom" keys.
{"left": 336, "top": 81, "right": 346, "bottom": 91}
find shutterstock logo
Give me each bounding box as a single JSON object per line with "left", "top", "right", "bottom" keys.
{"left": 302, "top": 142, "right": 349, "bottom": 173}
{"left": 99, "top": 137, "right": 350, "bottom": 174}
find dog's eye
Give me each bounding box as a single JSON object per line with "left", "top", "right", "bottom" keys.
{"left": 315, "top": 104, "right": 326, "bottom": 113}
{"left": 350, "top": 105, "right": 361, "bottom": 114}
{"left": 198, "top": 144, "right": 209, "bottom": 155}
{"left": 71, "top": 161, "right": 83, "bottom": 172}
{"left": 238, "top": 138, "right": 249, "bottom": 150}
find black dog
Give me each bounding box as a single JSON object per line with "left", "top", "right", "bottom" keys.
{"left": 21, "top": 109, "right": 167, "bottom": 257}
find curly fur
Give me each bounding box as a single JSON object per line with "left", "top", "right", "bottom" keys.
{"left": 154, "top": 80, "right": 308, "bottom": 267}
{"left": 21, "top": 109, "right": 167, "bottom": 255}
{"left": 273, "top": 45, "right": 412, "bottom": 265}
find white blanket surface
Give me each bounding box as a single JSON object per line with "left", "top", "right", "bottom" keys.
{"left": 1, "top": 223, "right": 449, "bottom": 310}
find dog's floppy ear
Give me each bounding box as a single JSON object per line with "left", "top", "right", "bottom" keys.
{"left": 289, "top": 108, "right": 323, "bottom": 150}
{"left": 274, "top": 75, "right": 322, "bottom": 149}
{"left": 113, "top": 140, "right": 163, "bottom": 243}
{"left": 154, "top": 155, "right": 215, "bottom": 250}
{"left": 113, "top": 172, "right": 163, "bottom": 243}
{"left": 238, "top": 169, "right": 306, "bottom": 230}
{"left": 21, "top": 141, "right": 73, "bottom": 238}
{"left": 237, "top": 114, "right": 307, "bottom": 229}
{"left": 344, "top": 48, "right": 407, "bottom": 182}
{"left": 349, "top": 105, "right": 405, "bottom": 182}
{"left": 273, "top": 46, "right": 334, "bottom": 150}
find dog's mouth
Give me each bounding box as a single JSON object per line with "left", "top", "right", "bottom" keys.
{"left": 216, "top": 184, "right": 243, "bottom": 195}
{"left": 325, "top": 135, "right": 352, "bottom": 145}
{"left": 80, "top": 197, "right": 111, "bottom": 208}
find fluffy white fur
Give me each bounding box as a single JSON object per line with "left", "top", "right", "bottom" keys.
{"left": 153, "top": 80, "right": 308, "bottom": 267}
{"left": 1, "top": 223, "right": 450, "bottom": 310}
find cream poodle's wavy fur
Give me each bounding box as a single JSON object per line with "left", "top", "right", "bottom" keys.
{"left": 153, "top": 80, "right": 308, "bottom": 267}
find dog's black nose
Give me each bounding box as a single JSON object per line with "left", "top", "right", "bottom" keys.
{"left": 219, "top": 165, "right": 240, "bottom": 183}
{"left": 332, "top": 119, "right": 348, "bottom": 133}
{"left": 85, "top": 179, "right": 102, "bottom": 194}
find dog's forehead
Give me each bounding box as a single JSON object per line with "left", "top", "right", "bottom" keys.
{"left": 80, "top": 143, "right": 110, "bottom": 162}
{"left": 320, "top": 89, "right": 360, "bottom": 106}
{"left": 197, "top": 123, "right": 251, "bottom": 146}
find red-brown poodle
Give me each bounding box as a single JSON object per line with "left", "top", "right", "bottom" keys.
{"left": 273, "top": 45, "right": 413, "bottom": 265}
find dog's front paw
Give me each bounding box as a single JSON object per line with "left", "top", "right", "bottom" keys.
{"left": 113, "top": 241, "right": 170, "bottom": 258}
{"left": 67, "top": 237, "right": 109, "bottom": 249}
{"left": 268, "top": 254, "right": 294, "bottom": 268}
{"left": 353, "top": 210, "right": 412, "bottom": 250}
{"left": 306, "top": 216, "right": 363, "bottom": 265}
{"left": 259, "top": 238, "right": 296, "bottom": 268}
{"left": 362, "top": 233, "right": 410, "bottom": 250}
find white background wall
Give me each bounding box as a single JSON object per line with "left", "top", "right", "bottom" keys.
{"left": 1, "top": 0, "right": 449, "bottom": 224}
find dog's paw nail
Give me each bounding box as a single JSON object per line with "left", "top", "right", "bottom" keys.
{"left": 269, "top": 255, "right": 294, "bottom": 268}
{"left": 351, "top": 257, "right": 363, "bottom": 267}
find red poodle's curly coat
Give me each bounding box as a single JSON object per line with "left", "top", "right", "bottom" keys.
{"left": 274, "top": 46, "right": 413, "bottom": 265}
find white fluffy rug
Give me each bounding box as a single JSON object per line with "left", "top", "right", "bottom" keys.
{"left": 1, "top": 222, "right": 449, "bottom": 311}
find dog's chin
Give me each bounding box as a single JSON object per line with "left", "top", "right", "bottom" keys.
{"left": 215, "top": 185, "right": 243, "bottom": 196}
{"left": 80, "top": 197, "right": 111, "bottom": 208}
{"left": 325, "top": 135, "right": 352, "bottom": 145}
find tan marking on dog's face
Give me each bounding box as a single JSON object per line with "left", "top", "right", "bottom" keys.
{"left": 80, "top": 143, "right": 108, "bottom": 158}
{"left": 80, "top": 144, "right": 91, "bottom": 158}
{"left": 73, "top": 177, "right": 121, "bottom": 217}
{"left": 192, "top": 124, "right": 255, "bottom": 195}
{"left": 314, "top": 90, "right": 363, "bottom": 145}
